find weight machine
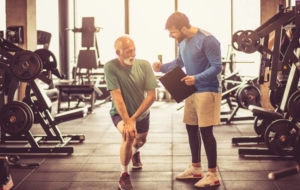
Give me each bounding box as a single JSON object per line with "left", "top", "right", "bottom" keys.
{"left": 0, "top": 35, "right": 86, "bottom": 154}
{"left": 221, "top": 76, "right": 261, "bottom": 124}
{"left": 267, "top": 133, "right": 300, "bottom": 180}
{"left": 56, "top": 17, "right": 108, "bottom": 114}
{"left": 231, "top": 3, "right": 300, "bottom": 158}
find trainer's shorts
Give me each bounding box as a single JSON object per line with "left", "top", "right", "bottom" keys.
{"left": 183, "top": 92, "right": 221, "bottom": 127}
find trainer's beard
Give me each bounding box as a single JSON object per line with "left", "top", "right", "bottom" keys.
{"left": 176, "top": 32, "right": 187, "bottom": 43}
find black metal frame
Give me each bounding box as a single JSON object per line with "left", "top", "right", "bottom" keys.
{"left": 0, "top": 36, "right": 86, "bottom": 154}
{"left": 231, "top": 3, "right": 300, "bottom": 157}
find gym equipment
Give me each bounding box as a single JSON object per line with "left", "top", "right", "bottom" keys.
{"left": 287, "top": 90, "right": 300, "bottom": 122}
{"left": 268, "top": 165, "right": 299, "bottom": 180}
{"left": 0, "top": 35, "right": 87, "bottom": 154}
{"left": 221, "top": 44, "right": 255, "bottom": 76}
{"left": 295, "top": 136, "right": 300, "bottom": 164}
{"left": 0, "top": 157, "right": 13, "bottom": 190}
{"left": 235, "top": 84, "right": 261, "bottom": 109}
{"left": 10, "top": 50, "right": 43, "bottom": 82}
{"left": 6, "top": 26, "right": 24, "bottom": 44}
{"left": 253, "top": 117, "right": 272, "bottom": 136}
{"left": 37, "top": 30, "right": 51, "bottom": 49}
{"left": 56, "top": 17, "right": 106, "bottom": 113}
{"left": 269, "top": 81, "right": 287, "bottom": 109}
{"left": 232, "top": 106, "right": 284, "bottom": 144}
{"left": 231, "top": 4, "right": 300, "bottom": 156}
{"left": 0, "top": 101, "right": 34, "bottom": 136}
{"left": 221, "top": 45, "right": 237, "bottom": 75}
{"left": 221, "top": 77, "right": 260, "bottom": 124}
{"left": 232, "top": 30, "right": 245, "bottom": 51}
{"left": 268, "top": 125, "right": 300, "bottom": 180}
{"left": 7, "top": 155, "right": 40, "bottom": 168}
{"left": 236, "top": 30, "right": 261, "bottom": 54}
{"left": 33, "top": 48, "right": 63, "bottom": 101}
{"left": 264, "top": 119, "right": 299, "bottom": 156}
{"left": 221, "top": 71, "right": 243, "bottom": 114}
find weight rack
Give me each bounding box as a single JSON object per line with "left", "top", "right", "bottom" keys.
{"left": 0, "top": 36, "right": 86, "bottom": 154}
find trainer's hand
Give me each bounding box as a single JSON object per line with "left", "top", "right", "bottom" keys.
{"left": 181, "top": 75, "right": 195, "bottom": 86}
{"left": 152, "top": 62, "right": 162, "bottom": 72}
{"left": 122, "top": 120, "right": 137, "bottom": 141}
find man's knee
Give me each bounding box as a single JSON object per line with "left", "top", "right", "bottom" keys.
{"left": 134, "top": 134, "right": 148, "bottom": 147}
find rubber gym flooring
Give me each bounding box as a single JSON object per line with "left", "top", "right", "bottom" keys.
{"left": 1, "top": 101, "right": 300, "bottom": 190}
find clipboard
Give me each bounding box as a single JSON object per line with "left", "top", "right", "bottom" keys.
{"left": 159, "top": 66, "right": 197, "bottom": 103}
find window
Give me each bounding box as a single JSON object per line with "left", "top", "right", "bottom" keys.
{"left": 74, "top": 0, "right": 125, "bottom": 65}
{"left": 36, "top": 0, "right": 59, "bottom": 68}
{"left": 0, "top": 1, "right": 5, "bottom": 33}
{"left": 178, "top": 0, "right": 232, "bottom": 58}
{"left": 232, "top": 0, "right": 261, "bottom": 77}
{"left": 129, "top": 0, "right": 175, "bottom": 64}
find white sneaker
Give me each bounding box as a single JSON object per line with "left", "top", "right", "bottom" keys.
{"left": 194, "top": 172, "right": 220, "bottom": 187}
{"left": 175, "top": 165, "right": 204, "bottom": 179}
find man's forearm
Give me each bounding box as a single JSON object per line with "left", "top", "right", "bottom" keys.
{"left": 131, "top": 90, "right": 156, "bottom": 121}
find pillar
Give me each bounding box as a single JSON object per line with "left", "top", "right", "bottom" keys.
{"left": 6, "top": 0, "right": 37, "bottom": 101}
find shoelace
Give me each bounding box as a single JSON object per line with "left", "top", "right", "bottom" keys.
{"left": 205, "top": 173, "right": 216, "bottom": 180}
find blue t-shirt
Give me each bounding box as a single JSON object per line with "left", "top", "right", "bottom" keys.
{"left": 161, "top": 29, "right": 222, "bottom": 93}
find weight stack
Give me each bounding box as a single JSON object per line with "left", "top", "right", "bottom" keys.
{"left": 0, "top": 157, "right": 13, "bottom": 190}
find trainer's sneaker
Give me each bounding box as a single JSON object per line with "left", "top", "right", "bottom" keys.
{"left": 194, "top": 172, "right": 220, "bottom": 187}
{"left": 175, "top": 165, "right": 204, "bottom": 179}
{"left": 132, "top": 151, "right": 142, "bottom": 169}
{"left": 118, "top": 172, "right": 134, "bottom": 190}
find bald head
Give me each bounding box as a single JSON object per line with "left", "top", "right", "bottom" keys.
{"left": 114, "top": 35, "right": 134, "bottom": 51}
{"left": 114, "top": 35, "right": 136, "bottom": 66}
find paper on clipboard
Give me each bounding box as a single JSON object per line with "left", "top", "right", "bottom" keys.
{"left": 158, "top": 66, "right": 197, "bottom": 103}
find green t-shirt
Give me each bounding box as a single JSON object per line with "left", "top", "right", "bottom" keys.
{"left": 104, "top": 58, "right": 159, "bottom": 121}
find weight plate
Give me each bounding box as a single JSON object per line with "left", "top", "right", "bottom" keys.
{"left": 287, "top": 91, "right": 300, "bottom": 122}
{"left": 264, "top": 119, "right": 299, "bottom": 156}
{"left": 18, "top": 101, "right": 34, "bottom": 131}
{"left": 0, "top": 101, "right": 33, "bottom": 136}
{"left": 10, "top": 50, "right": 43, "bottom": 82}
{"left": 34, "top": 49, "right": 57, "bottom": 69}
{"left": 253, "top": 117, "right": 272, "bottom": 136}
{"left": 237, "top": 30, "right": 261, "bottom": 54}
{"left": 232, "top": 30, "right": 244, "bottom": 51}
{"left": 237, "top": 85, "right": 261, "bottom": 109}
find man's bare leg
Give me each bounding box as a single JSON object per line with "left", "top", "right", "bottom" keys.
{"left": 132, "top": 132, "right": 148, "bottom": 154}
{"left": 117, "top": 120, "right": 134, "bottom": 174}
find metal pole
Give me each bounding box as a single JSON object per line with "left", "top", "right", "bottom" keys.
{"left": 73, "top": 0, "right": 77, "bottom": 65}
{"left": 174, "top": 0, "right": 178, "bottom": 59}
{"left": 125, "top": 0, "right": 129, "bottom": 34}
{"left": 58, "top": 0, "right": 70, "bottom": 79}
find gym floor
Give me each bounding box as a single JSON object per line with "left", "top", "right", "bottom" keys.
{"left": 1, "top": 101, "right": 300, "bottom": 190}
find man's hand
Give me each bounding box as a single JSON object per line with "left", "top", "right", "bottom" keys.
{"left": 122, "top": 119, "right": 137, "bottom": 141}
{"left": 181, "top": 75, "right": 195, "bottom": 86}
{"left": 152, "top": 62, "right": 162, "bottom": 72}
